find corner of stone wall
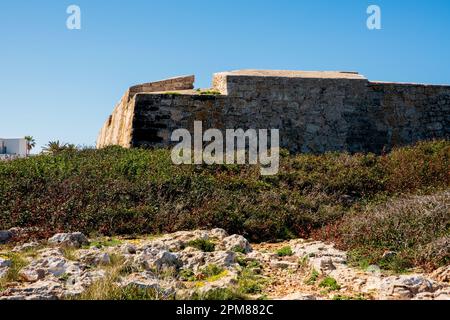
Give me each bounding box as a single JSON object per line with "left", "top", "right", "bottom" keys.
{"left": 212, "top": 72, "right": 230, "bottom": 95}
{"left": 96, "top": 75, "right": 195, "bottom": 149}
{"left": 128, "top": 75, "right": 195, "bottom": 100}
{"left": 96, "top": 91, "right": 136, "bottom": 149}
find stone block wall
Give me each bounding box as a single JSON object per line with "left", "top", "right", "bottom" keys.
{"left": 97, "top": 70, "right": 450, "bottom": 154}
{"left": 364, "top": 82, "right": 450, "bottom": 149}
{"left": 128, "top": 75, "right": 195, "bottom": 99}
{"left": 96, "top": 75, "right": 194, "bottom": 148}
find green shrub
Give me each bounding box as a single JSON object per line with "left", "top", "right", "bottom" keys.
{"left": 415, "top": 237, "right": 450, "bottom": 271}
{"left": 76, "top": 283, "right": 169, "bottom": 300}
{"left": 237, "top": 268, "right": 265, "bottom": 295}
{"left": 179, "top": 269, "right": 196, "bottom": 282}
{"left": 61, "top": 247, "right": 78, "bottom": 261}
{"left": 90, "top": 238, "right": 122, "bottom": 249}
{"left": 196, "top": 89, "right": 221, "bottom": 95}
{"left": 319, "top": 277, "right": 341, "bottom": 291}
{"left": 304, "top": 269, "right": 320, "bottom": 285}
{"left": 231, "top": 246, "right": 246, "bottom": 254}
{"left": 199, "top": 264, "right": 224, "bottom": 278}
{"left": 187, "top": 239, "right": 216, "bottom": 252}
{"left": 384, "top": 140, "right": 449, "bottom": 193}
{"left": 0, "top": 253, "right": 28, "bottom": 286}
{"left": 190, "top": 288, "right": 247, "bottom": 300}
{"left": 276, "top": 246, "right": 293, "bottom": 257}
{"left": 0, "top": 141, "right": 448, "bottom": 251}
{"left": 320, "top": 191, "right": 450, "bottom": 272}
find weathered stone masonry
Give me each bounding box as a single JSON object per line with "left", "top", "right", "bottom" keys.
{"left": 97, "top": 70, "right": 449, "bottom": 154}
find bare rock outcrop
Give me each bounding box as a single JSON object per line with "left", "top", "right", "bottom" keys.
{"left": 1, "top": 229, "right": 449, "bottom": 300}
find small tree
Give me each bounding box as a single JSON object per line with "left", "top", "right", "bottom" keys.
{"left": 24, "top": 136, "right": 36, "bottom": 156}
{"left": 42, "top": 140, "right": 65, "bottom": 154}
{"left": 42, "top": 140, "right": 77, "bottom": 155}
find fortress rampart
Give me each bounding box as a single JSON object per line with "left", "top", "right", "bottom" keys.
{"left": 97, "top": 70, "right": 449, "bottom": 154}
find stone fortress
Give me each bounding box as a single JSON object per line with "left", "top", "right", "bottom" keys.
{"left": 97, "top": 70, "right": 449, "bottom": 154}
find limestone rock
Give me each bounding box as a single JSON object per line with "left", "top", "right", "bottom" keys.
{"left": 205, "top": 251, "right": 237, "bottom": 268}
{"left": 209, "top": 228, "right": 228, "bottom": 240}
{"left": 139, "top": 248, "right": 182, "bottom": 271}
{"left": 124, "top": 279, "right": 161, "bottom": 292}
{"left": 19, "top": 253, "right": 82, "bottom": 282}
{"left": 1, "top": 229, "right": 449, "bottom": 301}
{"left": 293, "top": 241, "right": 346, "bottom": 274}
{"left": 0, "top": 230, "right": 13, "bottom": 244}
{"left": 12, "top": 242, "right": 40, "bottom": 252}
{"left": 48, "top": 232, "right": 89, "bottom": 248}
{"left": 65, "top": 269, "right": 107, "bottom": 296}
{"left": 433, "top": 288, "right": 450, "bottom": 300}
{"left": 122, "top": 244, "right": 137, "bottom": 255}
{"left": 0, "top": 257, "right": 11, "bottom": 279}
{"left": 20, "top": 268, "right": 47, "bottom": 282}
{"left": 120, "top": 272, "right": 177, "bottom": 299}
{"left": 412, "top": 292, "right": 435, "bottom": 300}
{"left": 379, "top": 275, "right": 440, "bottom": 300}
{"left": 222, "top": 235, "right": 252, "bottom": 253}
{"left": 318, "top": 257, "right": 336, "bottom": 272}
{"left": 145, "top": 230, "right": 209, "bottom": 252}
{"left": 79, "top": 250, "right": 111, "bottom": 266}
{"left": 269, "top": 260, "right": 298, "bottom": 270}
{"left": 366, "top": 265, "right": 382, "bottom": 275}
{"left": 247, "top": 251, "right": 276, "bottom": 262}
{"left": 178, "top": 247, "right": 206, "bottom": 271}
{"left": 0, "top": 257, "right": 12, "bottom": 268}
{"left": 431, "top": 265, "right": 450, "bottom": 283}
{"left": 279, "top": 293, "right": 317, "bottom": 300}
{"left": 0, "top": 268, "right": 8, "bottom": 279}
{"left": 0, "top": 280, "right": 64, "bottom": 300}
{"left": 192, "top": 271, "right": 238, "bottom": 297}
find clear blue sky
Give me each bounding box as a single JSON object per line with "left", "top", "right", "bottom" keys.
{"left": 1, "top": 0, "right": 449, "bottom": 151}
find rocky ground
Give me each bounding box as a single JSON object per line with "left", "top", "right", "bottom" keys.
{"left": 0, "top": 228, "right": 449, "bottom": 300}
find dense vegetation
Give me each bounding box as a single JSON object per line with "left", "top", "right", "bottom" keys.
{"left": 0, "top": 140, "right": 448, "bottom": 271}
{"left": 315, "top": 191, "right": 449, "bottom": 272}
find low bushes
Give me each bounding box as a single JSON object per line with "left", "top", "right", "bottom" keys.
{"left": 316, "top": 191, "right": 450, "bottom": 271}
{"left": 0, "top": 140, "right": 448, "bottom": 257}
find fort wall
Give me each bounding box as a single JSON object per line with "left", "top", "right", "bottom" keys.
{"left": 97, "top": 70, "right": 450, "bottom": 154}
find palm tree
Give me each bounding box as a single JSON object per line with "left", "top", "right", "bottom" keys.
{"left": 65, "top": 143, "right": 77, "bottom": 152}
{"left": 42, "top": 140, "right": 66, "bottom": 154}
{"left": 24, "top": 136, "right": 36, "bottom": 157}
{"left": 42, "top": 140, "right": 78, "bottom": 154}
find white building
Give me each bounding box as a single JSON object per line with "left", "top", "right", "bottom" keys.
{"left": 0, "top": 138, "right": 28, "bottom": 158}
